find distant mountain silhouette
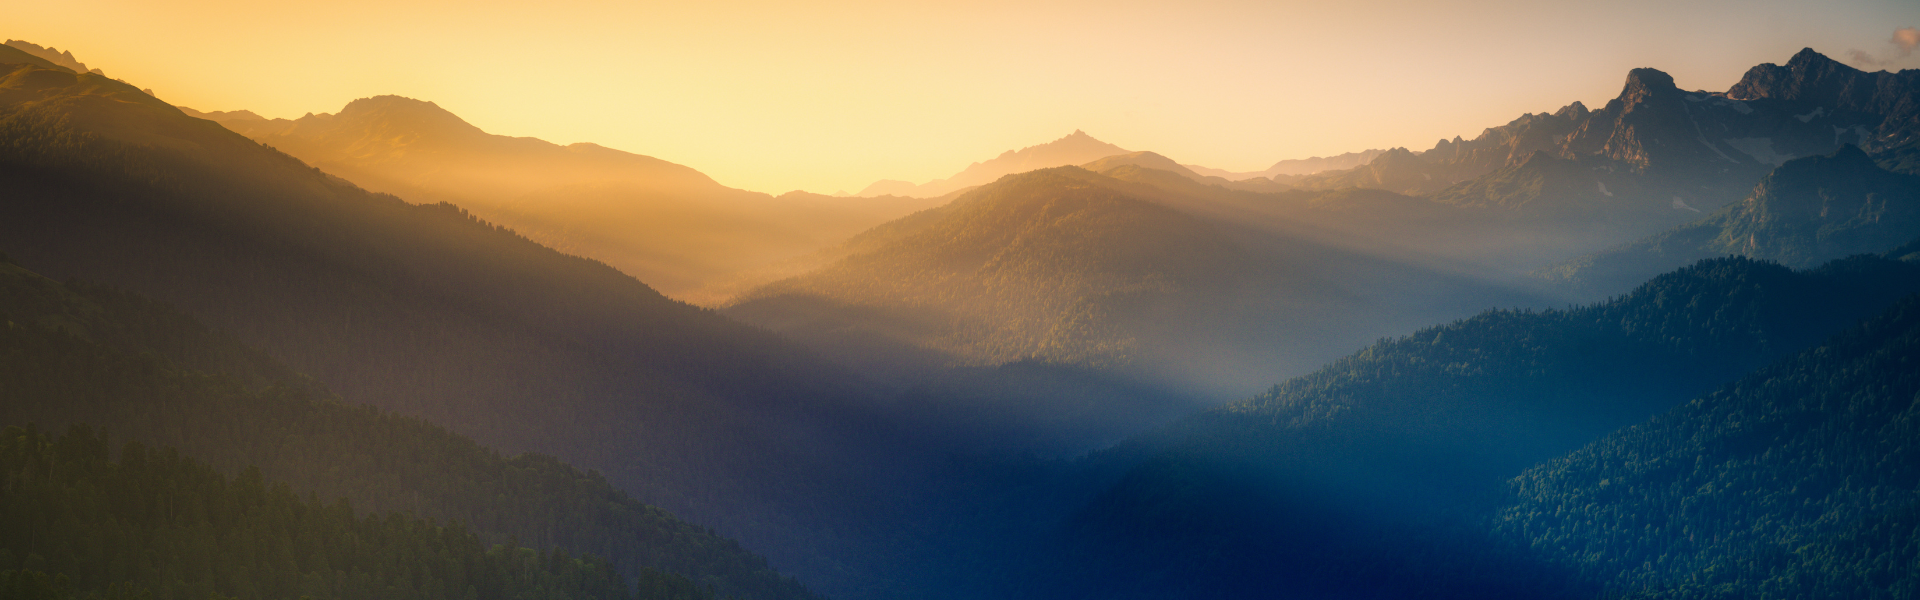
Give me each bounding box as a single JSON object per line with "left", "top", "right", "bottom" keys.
{"left": 856, "top": 130, "right": 1130, "bottom": 197}
{"left": 1185, "top": 149, "right": 1386, "bottom": 180}
{"left": 188, "top": 95, "right": 939, "bottom": 303}
{"left": 4, "top": 39, "right": 102, "bottom": 75}
{"left": 729, "top": 165, "right": 1541, "bottom": 396}
{"left": 1079, "top": 151, "right": 1207, "bottom": 180}
{"left": 1234, "top": 49, "right": 1920, "bottom": 273}
{"left": 1540, "top": 144, "right": 1920, "bottom": 297}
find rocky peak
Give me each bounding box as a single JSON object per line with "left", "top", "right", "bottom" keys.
{"left": 1785, "top": 47, "right": 1844, "bottom": 72}
{"left": 1619, "top": 68, "right": 1680, "bottom": 104}
{"left": 1554, "top": 101, "right": 1590, "bottom": 120}
{"left": 1724, "top": 48, "right": 1873, "bottom": 104}
{"left": 1370, "top": 147, "right": 1420, "bottom": 167}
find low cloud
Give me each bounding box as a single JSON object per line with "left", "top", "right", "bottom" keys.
{"left": 1846, "top": 27, "right": 1920, "bottom": 67}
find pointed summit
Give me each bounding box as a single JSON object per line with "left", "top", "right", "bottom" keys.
{"left": 1785, "top": 47, "right": 1843, "bottom": 70}
{"left": 1554, "top": 101, "right": 1590, "bottom": 119}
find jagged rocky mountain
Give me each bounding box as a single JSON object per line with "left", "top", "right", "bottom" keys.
{"left": 186, "top": 96, "right": 940, "bottom": 303}
{"left": 4, "top": 39, "right": 103, "bottom": 75}
{"left": 1272, "top": 50, "right": 1914, "bottom": 255}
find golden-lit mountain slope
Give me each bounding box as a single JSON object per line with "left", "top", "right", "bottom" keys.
{"left": 188, "top": 96, "right": 940, "bottom": 303}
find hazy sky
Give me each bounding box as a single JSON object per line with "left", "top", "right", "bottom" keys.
{"left": 11, "top": 0, "right": 1920, "bottom": 194}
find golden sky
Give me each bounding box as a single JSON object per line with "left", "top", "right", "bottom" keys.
{"left": 11, "top": 0, "right": 1920, "bottom": 194}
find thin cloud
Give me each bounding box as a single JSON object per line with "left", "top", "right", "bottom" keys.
{"left": 1846, "top": 26, "right": 1920, "bottom": 67}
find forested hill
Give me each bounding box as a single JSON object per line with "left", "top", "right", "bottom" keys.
{"left": 1043, "top": 252, "right": 1920, "bottom": 599}
{"left": 0, "top": 255, "right": 821, "bottom": 600}
{"left": 0, "top": 425, "right": 705, "bottom": 600}
{"left": 1497, "top": 292, "right": 1920, "bottom": 598}
{"left": 0, "top": 48, "right": 908, "bottom": 585}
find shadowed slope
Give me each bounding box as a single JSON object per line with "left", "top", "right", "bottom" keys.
{"left": 1047, "top": 254, "right": 1920, "bottom": 599}
{"left": 0, "top": 256, "right": 821, "bottom": 600}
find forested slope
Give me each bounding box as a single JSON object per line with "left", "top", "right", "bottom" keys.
{"left": 0, "top": 425, "right": 714, "bottom": 600}
{"left": 1045, "top": 253, "right": 1920, "bottom": 599}
{"left": 0, "top": 255, "right": 821, "bottom": 600}
{"left": 1499, "top": 292, "right": 1920, "bottom": 599}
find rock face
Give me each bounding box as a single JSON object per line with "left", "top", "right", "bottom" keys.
{"left": 1727, "top": 47, "right": 1920, "bottom": 170}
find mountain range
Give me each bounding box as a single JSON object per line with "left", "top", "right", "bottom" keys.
{"left": 726, "top": 162, "right": 1543, "bottom": 396}
{"left": 4, "top": 39, "right": 102, "bottom": 75}
{"left": 1184, "top": 148, "right": 1387, "bottom": 180}
{"left": 185, "top": 97, "right": 942, "bottom": 303}
{"left": 5, "top": 37, "right": 1920, "bottom": 600}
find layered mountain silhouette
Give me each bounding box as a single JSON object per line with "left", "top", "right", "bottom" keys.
{"left": 8, "top": 37, "right": 1920, "bottom": 600}
{"left": 856, "top": 130, "right": 1130, "bottom": 197}
{"left": 1543, "top": 144, "right": 1920, "bottom": 298}
{"left": 0, "top": 52, "right": 944, "bottom": 597}
{"left": 186, "top": 96, "right": 939, "bottom": 303}
{"left": 727, "top": 164, "right": 1541, "bottom": 396}
{"left": 4, "top": 39, "right": 103, "bottom": 75}
{"left": 1185, "top": 148, "right": 1386, "bottom": 180}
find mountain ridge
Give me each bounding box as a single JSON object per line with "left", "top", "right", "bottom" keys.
{"left": 856, "top": 130, "right": 1130, "bottom": 198}
{"left": 188, "top": 94, "right": 944, "bottom": 303}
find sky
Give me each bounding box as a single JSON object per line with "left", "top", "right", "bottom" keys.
{"left": 10, "top": 0, "right": 1920, "bottom": 195}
